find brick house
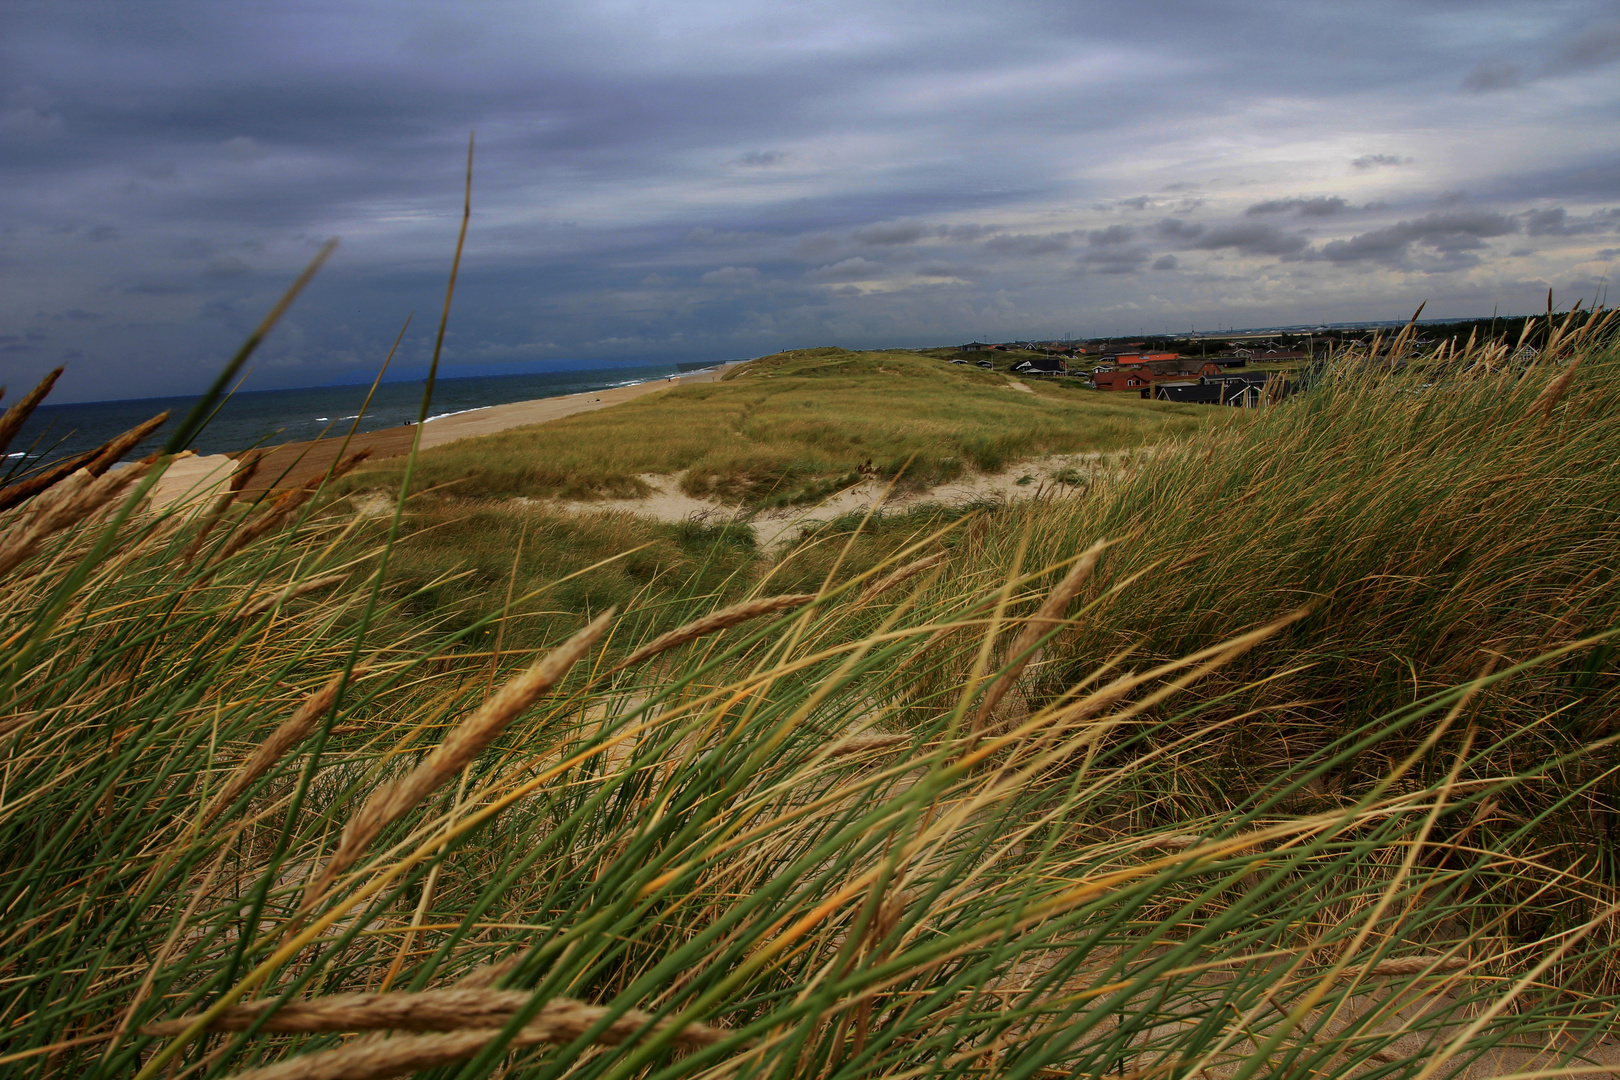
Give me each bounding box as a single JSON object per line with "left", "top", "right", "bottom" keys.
{"left": 1092, "top": 358, "right": 1220, "bottom": 391}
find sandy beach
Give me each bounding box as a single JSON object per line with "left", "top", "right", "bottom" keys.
{"left": 149, "top": 366, "right": 731, "bottom": 508}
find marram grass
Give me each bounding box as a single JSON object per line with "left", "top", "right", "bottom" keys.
{"left": 3, "top": 320, "right": 1620, "bottom": 1080}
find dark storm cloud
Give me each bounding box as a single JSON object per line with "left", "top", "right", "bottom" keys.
{"left": 1462, "top": 17, "right": 1620, "bottom": 91}
{"left": 853, "top": 221, "right": 932, "bottom": 246}
{"left": 1316, "top": 210, "right": 1519, "bottom": 267}
{"left": 1191, "top": 223, "right": 1310, "bottom": 257}
{"left": 1352, "top": 154, "right": 1409, "bottom": 170}
{"left": 982, "top": 233, "right": 1074, "bottom": 256}
{"left": 1156, "top": 218, "right": 1204, "bottom": 240}
{"left": 2, "top": 0, "right": 1617, "bottom": 400}
{"left": 1520, "top": 207, "right": 1620, "bottom": 236}
{"left": 1075, "top": 247, "right": 1151, "bottom": 275}
{"left": 809, "top": 257, "right": 885, "bottom": 282}
{"left": 1244, "top": 196, "right": 1348, "bottom": 217}
{"left": 1461, "top": 57, "right": 1524, "bottom": 93}
{"left": 1086, "top": 225, "right": 1135, "bottom": 246}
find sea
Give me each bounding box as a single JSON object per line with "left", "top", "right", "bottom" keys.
{"left": 6, "top": 361, "right": 720, "bottom": 467}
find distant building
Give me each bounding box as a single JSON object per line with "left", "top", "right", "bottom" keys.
{"left": 1113, "top": 352, "right": 1182, "bottom": 367}
{"left": 1093, "top": 359, "right": 1220, "bottom": 391}
{"left": 1146, "top": 371, "right": 1295, "bottom": 406}
{"left": 1237, "top": 348, "right": 1308, "bottom": 364}
{"left": 1013, "top": 357, "right": 1067, "bottom": 375}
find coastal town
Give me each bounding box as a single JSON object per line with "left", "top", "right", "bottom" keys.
{"left": 936, "top": 309, "right": 1570, "bottom": 408}
{"left": 947, "top": 338, "right": 1304, "bottom": 407}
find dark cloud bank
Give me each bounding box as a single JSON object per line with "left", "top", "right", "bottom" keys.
{"left": 1, "top": 1, "right": 1617, "bottom": 401}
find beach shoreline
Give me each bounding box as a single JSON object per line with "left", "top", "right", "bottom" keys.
{"left": 149, "top": 363, "right": 741, "bottom": 508}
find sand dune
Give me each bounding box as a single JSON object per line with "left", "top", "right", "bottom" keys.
{"left": 148, "top": 367, "right": 730, "bottom": 510}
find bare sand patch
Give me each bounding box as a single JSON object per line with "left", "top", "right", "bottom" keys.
{"left": 146, "top": 452, "right": 237, "bottom": 512}
{"left": 535, "top": 451, "right": 1139, "bottom": 549}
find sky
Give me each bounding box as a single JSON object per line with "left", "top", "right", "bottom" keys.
{"left": 2, "top": 1, "right": 1618, "bottom": 403}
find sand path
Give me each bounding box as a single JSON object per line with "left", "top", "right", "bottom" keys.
{"left": 148, "top": 367, "right": 731, "bottom": 510}
{"left": 530, "top": 451, "right": 1134, "bottom": 549}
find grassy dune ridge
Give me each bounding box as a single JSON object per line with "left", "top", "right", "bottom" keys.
{"left": 349, "top": 347, "right": 1212, "bottom": 507}
{"left": 3, "top": 321, "right": 1620, "bottom": 1079}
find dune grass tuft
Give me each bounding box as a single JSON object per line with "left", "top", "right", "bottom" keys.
{"left": 3, "top": 317, "right": 1620, "bottom": 1080}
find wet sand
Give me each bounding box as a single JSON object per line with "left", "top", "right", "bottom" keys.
{"left": 150, "top": 367, "right": 729, "bottom": 508}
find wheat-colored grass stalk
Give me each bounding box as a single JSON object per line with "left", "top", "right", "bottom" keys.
{"left": 301, "top": 610, "right": 614, "bottom": 910}
{"left": 142, "top": 988, "right": 536, "bottom": 1034}
{"left": 199, "top": 669, "right": 355, "bottom": 828}
{"left": 0, "top": 367, "right": 61, "bottom": 459}
{"left": 0, "top": 462, "right": 151, "bottom": 579}
{"left": 1358, "top": 955, "right": 1471, "bottom": 978}
{"left": 237, "top": 574, "right": 349, "bottom": 620}
{"left": 203, "top": 450, "right": 370, "bottom": 574}
{"left": 181, "top": 453, "right": 262, "bottom": 563}
{"left": 972, "top": 538, "right": 1108, "bottom": 734}
{"left": 608, "top": 593, "right": 814, "bottom": 674}
{"left": 84, "top": 412, "right": 169, "bottom": 475}
{"left": 0, "top": 412, "right": 167, "bottom": 515}
{"left": 859, "top": 551, "right": 947, "bottom": 601}
{"left": 142, "top": 988, "right": 731, "bottom": 1047}
{"left": 216, "top": 998, "right": 730, "bottom": 1080}
{"left": 1526, "top": 354, "right": 1584, "bottom": 420}
{"left": 826, "top": 732, "right": 912, "bottom": 757}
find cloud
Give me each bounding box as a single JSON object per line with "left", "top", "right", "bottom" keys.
{"left": 699, "top": 265, "right": 763, "bottom": 286}
{"left": 1192, "top": 222, "right": 1309, "bottom": 257}
{"left": 1156, "top": 218, "right": 1205, "bottom": 240}
{"left": 1462, "top": 57, "right": 1524, "bottom": 92}
{"left": 1152, "top": 254, "right": 1178, "bottom": 270}
{"left": 0, "top": 105, "right": 63, "bottom": 136}
{"left": 221, "top": 135, "right": 268, "bottom": 160}
{"left": 1558, "top": 19, "right": 1620, "bottom": 71}
{"left": 3, "top": 3, "right": 1616, "bottom": 399}
{"left": 1086, "top": 224, "right": 1135, "bottom": 246}
{"left": 1521, "top": 206, "right": 1619, "bottom": 236}
{"left": 1352, "top": 154, "right": 1408, "bottom": 170}
{"left": 982, "top": 232, "right": 1073, "bottom": 255}
{"left": 945, "top": 223, "right": 1004, "bottom": 242}
{"left": 1462, "top": 21, "right": 1619, "bottom": 94}
{"left": 1244, "top": 196, "right": 1349, "bottom": 217}
{"left": 1316, "top": 209, "right": 1519, "bottom": 266}
{"left": 85, "top": 225, "right": 119, "bottom": 242}
{"left": 809, "top": 256, "right": 883, "bottom": 282}
{"left": 123, "top": 282, "right": 193, "bottom": 295}
{"left": 204, "top": 255, "right": 251, "bottom": 277}
{"left": 1075, "top": 247, "right": 1150, "bottom": 275}
{"left": 853, "top": 220, "right": 931, "bottom": 245}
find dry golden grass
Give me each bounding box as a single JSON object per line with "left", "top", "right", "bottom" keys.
{"left": 3, "top": 311, "right": 1620, "bottom": 1080}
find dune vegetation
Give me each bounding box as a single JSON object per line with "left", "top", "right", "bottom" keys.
{"left": 346, "top": 347, "right": 1214, "bottom": 508}
{"left": 4, "top": 286, "right": 1620, "bottom": 1080}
